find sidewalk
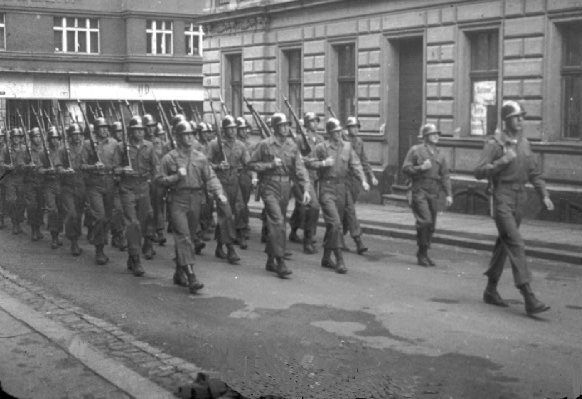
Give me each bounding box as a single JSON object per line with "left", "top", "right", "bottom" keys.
{"left": 249, "top": 201, "right": 582, "bottom": 265}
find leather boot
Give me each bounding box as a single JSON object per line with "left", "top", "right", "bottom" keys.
{"left": 226, "top": 244, "right": 240, "bottom": 265}
{"left": 142, "top": 238, "right": 155, "bottom": 260}
{"left": 12, "top": 222, "right": 23, "bottom": 235}
{"left": 111, "top": 233, "right": 127, "bottom": 251}
{"left": 303, "top": 237, "right": 317, "bottom": 255}
{"left": 51, "top": 232, "right": 60, "bottom": 249}
{"left": 275, "top": 257, "right": 292, "bottom": 278}
{"left": 333, "top": 249, "right": 347, "bottom": 274}
{"left": 70, "top": 240, "right": 82, "bottom": 257}
{"left": 31, "top": 227, "right": 43, "bottom": 242}
{"left": 425, "top": 252, "right": 436, "bottom": 267}
{"left": 340, "top": 234, "right": 350, "bottom": 252}
{"left": 283, "top": 251, "right": 293, "bottom": 260}
{"left": 321, "top": 248, "right": 336, "bottom": 269}
{"left": 155, "top": 229, "right": 167, "bottom": 246}
{"left": 417, "top": 245, "right": 431, "bottom": 267}
{"left": 173, "top": 265, "right": 188, "bottom": 287}
{"left": 95, "top": 245, "right": 109, "bottom": 265}
{"left": 186, "top": 264, "right": 204, "bottom": 294}
{"left": 354, "top": 236, "right": 368, "bottom": 255}
{"left": 215, "top": 244, "right": 227, "bottom": 259}
{"left": 130, "top": 254, "right": 145, "bottom": 277}
{"left": 288, "top": 229, "right": 301, "bottom": 243}
{"left": 518, "top": 283, "right": 550, "bottom": 315}
{"left": 265, "top": 255, "right": 276, "bottom": 272}
{"left": 483, "top": 278, "right": 509, "bottom": 307}
{"left": 194, "top": 240, "right": 206, "bottom": 255}
{"left": 238, "top": 231, "right": 248, "bottom": 250}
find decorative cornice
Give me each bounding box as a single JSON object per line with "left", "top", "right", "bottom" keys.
{"left": 203, "top": 14, "right": 270, "bottom": 35}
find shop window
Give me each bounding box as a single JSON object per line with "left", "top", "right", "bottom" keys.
{"left": 54, "top": 17, "right": 99, "bottom": 54}
{"left": 468, "top": 30, "right": 498, "bottom": 136}
{"left": 225, "top": 53, "right": 242, "bottom": 117}
{"left": 146, "top": 20, "right": 173, "bottom": 55}
{"left": 282, "top": 49, "right": 302, "bottom": 120}
{"left": 562, "top": 23, "right": 582, "bottom": 139}
{"left": 185, "top": 23, "right": 204, "bottom": 56}
{"left": 334, "top": 43, "right": 356, "bottom": 125}
{"left": 0, "top": 14, "right": 5, "bottom": 51}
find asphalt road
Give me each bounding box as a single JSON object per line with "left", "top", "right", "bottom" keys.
{"left": 0, "top": 220, "right": 581, "bottom": 399}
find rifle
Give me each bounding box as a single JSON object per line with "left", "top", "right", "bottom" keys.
{"left": 174, "top": 101, "right": 185, "bottom": 115}
{"left": 193, "top": 105, "right": 203, "bottom": 125}
{"left": 77, "top": 99, "right": 102, "bottom": 165}
{"left": 325, "top": 102, "right": 337, "bottom": 119}
{"left": 170, "top": 101, "right": 179, "bottom": 117}
{"left": 118, "top": 100, "right": 133, "bottom": 170}
{"left": 86, "top": 103, "right": 97, "bottom": 121}
{"left": 218, "top": 93, "right": 230, "bottom": 116}
{"left": 188, "top": 103, "right": 200, "bottom": 124}
{"left": 139, "top": 100, "right": 146, "bottom": 117}
{"left": 155, "top": 101, "right": 175, "bottom": 150}
{"left": 283, "top": 95, "right": 311, "bottom": 155}
{"left": 56, "top": 102, "right": 73, "bottom": 170}
{"left": 243, "top": 97, "right": 271, "bottom": 139}
{"left": 15, "top": 110, "right": 34, "bottom": 166}
{"left": 123, "top": 100, "right": 135, "bottom": 117}
{"left": 31, "top": 107, "right": 54, "bottom": 169}
{"left": 206, "top": 90, "right": 226, "bottom": 162}
{"left": 3, "top": 121, "right": 13, "bottom": 166}
{"left": 96, "top": 101, "right": 105, "bottom": 118}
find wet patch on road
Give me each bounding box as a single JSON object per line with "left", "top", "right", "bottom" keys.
{"left": 565, "top": 304, "right": 582, "bottom": 310}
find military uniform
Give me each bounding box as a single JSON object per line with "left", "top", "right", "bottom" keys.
{"left": 42, "top": 128, "right": 64, "bottom": 248}
{"left": 236, "top": 117, "right": 256, "bottom": 244}
{"left": 0, "top": 129, "right": 29, "bottom": 234}
{"left": 25, "top": 131, "right": 46, "bottom": 241}
{"left": 151, "top": 123, "right": 172, "bottom": 245}
{"left": 0, "top": 131, "right": 7, "bottom": 229}
{"left": 197, "top": 122, "right": 216, "bottom": 240}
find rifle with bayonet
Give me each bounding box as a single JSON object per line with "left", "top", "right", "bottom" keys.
{"left": 139, "top": 100, "right": 146, "bottom": 117}
{"left": 174, "top": 101, "right": 185, "bottom": 115}
{"left": 31, "top": 107, "right": 54, "bottom": 170}
{"left": 206, "top": 90, "right": 226, "bottom": 162}
{"left": 118, "top": 100, "right": 133, "bottom": 171}
{"left": 96, "top": 101, "right": 105, "bottom": 118}
{"left": 56, "top": 102, "right": 73, "bottom": 171}
{"left": 218, "top": 93, "right": 230, "bottom": 116}
{"left": 3, "top": 121, "right": 14, "bottom": 167}
{"left": 188, "top": 103, "right": 200, "bottom": 124}
{"left": 283, "top": 96, "right": 311, "bottom": 155}
{"left": 77, "top": 99, "right": 102, "bottom": 165}
{"left": 170, "top": 101, "right": 179, "bottom": 117}
{"left": 15, "top": 110, "right": 35, "bottom": 166}
{"left": 155, "top": 101, "right": 175, "bottom": 150}
{"left": 123, "top": 100, "right": 134, "bottom": 117}
{"left": 243, "top": 97, "right": 271, "bottom": 139}
{"left": 325, "top": 102, "right": 337, "bottom": 119}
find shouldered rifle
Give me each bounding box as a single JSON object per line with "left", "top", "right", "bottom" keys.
{"left": 193, "top": 105, "right": 203, "bottom": 125}
{"left": 206, "top": 90, "right": 226, "bottom": 162}
{"left": 218, "top": 93, "right": 230, "bottom": 116}
{"left": 139, "top": 100, "right": 146, "bottom": 117}
{"left": 174, "top": 101, "right": 185, "bottom": 115}
{"left": 188, "top": 103, "right": 200, "bottom": 124}
{"left": 95, "top": 101, "right": 105, "bottom": 118}
{"left": 283, "top": 95, "right": 311, "bottom": 155}
{"left": 123, "top": 100, "right": 134, "bottom": 117}
{"left": 56, "top": 102, "right": 73, "bottom": 171}
{"left": 3, "top": 121, "right": 14, "bottom": 166}
{"left": 118, "top": 100, "right": 133, "bottom": 170}
{"left": 31, "top": 107, "right": 53, "bottom": 169}
{"left": 170, "top": 101, "right": 179, "bottom": 117}
{"left": 77, "top": 99, "right": 102, "bottom": 165}
{"left": 155, "top": 101, "right": 175, "bottom": 150}
{"left": 325, "top": 102, "right": 337, "bottom": 119}
{"left": 109, "top": 102, "right": 120, "bottom": 121}
{"left": 15, "top": 110, "right": 34, "bottom": 166}
{"left": 243, "top": 97, "right": 271, "bottom": 139}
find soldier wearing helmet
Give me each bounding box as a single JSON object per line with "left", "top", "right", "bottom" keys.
{"left": 41, "top": 126, "right": 65, "bottom": 250}
{"left": 0, "top": 128, "right": 6, "bottom": 229}
{"left": 110, "top": 121, "right": 123, "bottom": 142}
{"left": 150, "top": 121, "right": 173, "bottom": 246}
{"left": 402, "top": 123, "right": 453, "bottom": 268}
{"left": 93, "top": 117, "right": 109, "bottom": 140}
{"left": 475, "top": 101, "right": 553, "bottom": 316}
{"left": 142, "top": 114, "right": 156, "bottom": 141}
{"left": 156, "top": 119, "right": 227, "bottom": 294}
{"left": 23, "top": 127, "right": 46, "bottom": 242}
{"left": 206, "top": 115, "right": 248, "bottom": 260}
{"left": 248, "top": 112, "right": 311, "bottom": 279}
{"left": 235, "top": 117, "right": 256, "bottom": 242}
{"left": 309, "top": 117, "right": 369, "bottom": 274}
{"left": 288, "top": 111, "right": 323, "bottom": 255}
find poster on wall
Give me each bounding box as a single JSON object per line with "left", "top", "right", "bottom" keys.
{"left": 471, "top": 80, "right": 497, "bottom": 136}
{"left": 471, "top": 103, "right": 487, "bottom": 136}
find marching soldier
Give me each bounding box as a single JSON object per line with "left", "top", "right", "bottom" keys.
{"left": 151, "top": 122, "right": 171, "bottom": 245}
{"left": 116, "top": 116, "right": 158, "bottom": 277}
{"left": 207, "top": 116, "right": 246, "bottom": 261}
{"left": 55, "top": 124, "right": 85, "bottom": 256}
{"left": 402, "top": 123, "right": 453, "bottom": 267}
{"left": 0, "top": 128, "right": 29, "bottom": 235}
{"left": 0, "top": 128, "right": 7, "bottom": 229}
{"left": 142, "top": 114, "right": 157, "bottom": 141}
{"left": 26, "top": 128, "right": 46, "bottom": 242}
{"left": 342, "top": 116, "right": 377, "bottom": 254}
{"left": 289, "top": 112, "right": 322, "bottom": 254}
{"left": 80, "top": 116, "right": 122, "bottom": 265}
{"left": 249, "top": 112, "right": 311, "bottom": 279}
{"left": 43, "top": 126, "right": 64, "bottom": 249}
{"left": 475, "top": 101, "right": 553, "bottom": 315}
{"left": 236, "top": 117, "right": 256, "bottom": 244}
{"left": 157, "top": 120, "right": 228, "bottom": 294}
{"left": 311, "top": 118, "right": 369, "bottom": 274}
{"left": 197, "top": 121, "right": 216, "bottom": 241}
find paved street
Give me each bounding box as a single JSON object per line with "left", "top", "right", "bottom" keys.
{"left": 1, "top": 218, "right": 581, "bottom": 399}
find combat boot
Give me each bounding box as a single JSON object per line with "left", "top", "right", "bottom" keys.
{"left": 340, "top": 234, "right": 350, "bottom": 252}
{"left": 194, "top": 240, "right": 206, "bottom": 255}
{"left": 186, "top": 264, "right": 204, "bottom": 294}
{"left": 142, "top": 238, "right": 155, "bottom": 260}
{"left": 129, "top": 254, "right": 144, "bottom": 277}
{"left": 12, "top": 222, "right": 23, "bottom": 235}
{"left": 275, "top": 257, "right": 292, "bottom": 279}
{"left": 173, "top": 265, "right": 188, "bottom": 287}
{"left": 354, "top": 236, "right": 368, "bottom": 255}
{"left": 70, "top": 240, "right": 82, "bottom": 257}
{"left": 417, "top": 246, "right": 431, "bottom": 267}
{"left": 333, "top": 249, "right": 347, "bottom": 274}
{"left": 31, "top": 227, "right": 43, "bottom": 242}
{"left": 321, "top": 248, "right": 336, "bottom": 269}
{"left": 518, "top": 283, "right": 550, "bottom": 315}
{"left": 155, "top": 229, "right": 166, "bottom": 246}
{"left": 483, "top": 278, "right": 508, "bottom": 307}
{"left": 303, "top": 240, "right": 317, "bottom": 255}
{"left": 95, "top": 245, "right": 109, "bottom": 265}
{"left": 265, "top": 255, "right": 276, "bottom": 272}
{"left": 215, "top": 244, "right": 227, "bottom": 259}
{"left": 238, "top": 231, "right": 248, "bottom": 250}
{"left": 50, "top": 232, "right": 60, "bottom": 249}
{"left": 226, "top": 244, "right": 240, "bottom": 265}
{"left": 288, "top": 228, "right": 301, "bottom": 243}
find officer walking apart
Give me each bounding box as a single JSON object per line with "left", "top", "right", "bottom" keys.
{"left": 157, "top": 120, "right": 227, "bottom": 294}
{"left": 475, "top": 101, "right": 553, "bottom": 315}
{"left": 312, "top": 118, "right": 369, "bottom": 274}
{"left": 402, "top": 123, "right": 453, "bottom": 267}
{"left": 249, "top": 112, "right": 311, "bottom": 278}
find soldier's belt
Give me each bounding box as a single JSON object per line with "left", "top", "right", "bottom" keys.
{"left": 263, "top": 174, "right": 290, "bottom": 182}
{"left": 320, "top": 177, "right": 345, "bottom": 184}
{"left": 496, "top": 181, "right": 526, "bottom": 191}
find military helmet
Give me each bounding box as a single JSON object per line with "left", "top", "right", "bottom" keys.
{"left": 29, "top": 127, "right": 41, "bottom": 137}
{"left": 345, "top": 116, "right": 360, "bottom": 128}
{"left": 68, "top": 124, "right": 82, "bottom": 135}
{"left": 236, "top": 117, "right": 249, "bottom": 129}
{"left": 174, "top": 120, "right": 195, "bottom": 135}
{"left": 271, "top": 112, "right": 290, "bottom": 127}
{"left": 325, "top": 117, "right": 342, "bottom": 133}
{"left": 303, "top": 112, "right": 320, "bottom": 123}
{"left": 222, "top": 115, "right": 237, "bottom": 129}
{"left": 171, "top": 114, "right": 186, "bottom": 127}
{"left": 198, "top": 121, "right": 212, "bottom": 133}
{"left": 142, "top": 114, "right": 156, "bottom": 127}
{"left": 111, "top": 121, "right": 123, "bottom": 133}
{"left": 11, "top": 127, "right": 24, "bottom": 137}
{"left": 155, "top": 122, "right": 166, "bottom": 136}
{"left": 189, "top": 121, "right": 198, "bottom": 132}
{"left": 501, "top": 101, "right": 526, "bottom": 120}
{"left": 47, "top": 126, "right": 61, "bottom": 139}
{"left": 94, "top": 116, "right": 108, "bottom": 128}
{"left": 129, "top": 116, "right": 144, "bottom": 130}
{"left": 419, "top": 123, "right": 440, "bottom": 137}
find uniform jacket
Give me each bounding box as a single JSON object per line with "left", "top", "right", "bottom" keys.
{"left": 402, "top": 143, "right": 452, "bottom": 196}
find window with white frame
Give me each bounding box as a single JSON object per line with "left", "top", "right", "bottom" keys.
{"left": 0, "top": 14, "right": 5, "bottom": 51}
{"left": 53, "top": 17, "right": 99, "bottom": 54}
{"left": 185, "top": 23, "right": 204, "bottom": 56}
{"left": 146, "top": 20, "right": 173, "bottom": 55}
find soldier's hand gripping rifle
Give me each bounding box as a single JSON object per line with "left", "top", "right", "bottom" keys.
{"left": 31, "top": 107, "right": 54, "bottom": 170}
{"left": 243, "top": 97, "right": 271, "bottom": 139}
{"left": 283, "top": 95, "right": 311, "bottom": 155}
{"left": 218, "top": 93, "right": 230, "bottom": 116}
{"left": 77, "top": 99, "right": 103, "bottom": 165}
{"left": 15, "top": 110, "right": 35, "bottom": 166}
{"left": 206, "top": 90, "right": 226, "bottom": 162}
{"left": 155, "top": 101, "right": 175, "bottom": 150}
{"left": 118, "top": 100, "right": 133, "bottom": 171}
{"left": 56, "top": 102, "right": 73, "bottom": 171}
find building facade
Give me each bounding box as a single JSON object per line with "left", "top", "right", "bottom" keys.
{"left": 200, "top": 0, "right": 582, "bottom": 223}
{"left": 0, "top": 0, "right": 205, "bottom": 126}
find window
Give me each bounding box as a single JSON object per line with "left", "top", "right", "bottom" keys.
{"left": 53, "top": 17, "right": 99, "bottom": 54}
{"left": 282, "top": 49, "right": 302, "bottom": 120}
{"left": 185, "top": 23, "right": 204, "bottom": 56}
{"left": 562, "top": 23, "right": 582, "bottom": 139}
{"left": 0, "top": 14, "right": 5, "bottom": 51}
{"left": 335, "top": 43, "right": 356, "bottom": 125}
{"left": 225, "top": 53, "right": 242, "bottom": 117}
{"left": 146, "top": 20, "right": 173, "bottom": 55}
{"left": 468, "top": 31, "right": 498, "bottom": 136}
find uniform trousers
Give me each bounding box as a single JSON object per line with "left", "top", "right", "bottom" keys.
{"left": 119, "top": 179, "right": 154, "bottom": 257}
{"left": 150, "top": 182, "right": 167, "bottom": 233}
{"left": 261, "top": 177, "right": 292, "bottom": 258}
{"left": 6, "top": 175, "right": 26, "bottom": 225}
{"left": 215, "top": 175, "right": 242, "bottom": 244}
{"left": 485, "top": 185, "right": 532, "bottom": 286}
{"left": 85, "top": 175, "right": 116, "bottom": 246}
{"left": 238, "top": 170, "right": 253, "bottom": 233}
{"left": 24, "top": 176, "right": 44, "bottom": 229}
{"left": 169, "top": 189, "right": 203, "bottom": 266}
{"left": 289, "top": 182, "right": 320, "bottom": 240}
{"left": 319, "top": 181, "right": 349, "bottom": 250}
{"left": 61, "top": 182, "right": 85, "bottom": 241}
{"left": 44, "top": 177, "right": 63, "bottom": 234}
{"left": 343, "top": 177, "right": 362, "bottom": 238}
{"left": 410, "top": 187, "right": 438, "bottom": 248}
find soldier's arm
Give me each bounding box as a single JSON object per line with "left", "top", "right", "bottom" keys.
{"left": 357, "top": 140, "right": 374, "bottom": 182}
{"left": 474, "top": 141, "right": 505, "bottom": 180}
{"left": 248, "top": 142, "right": 277, "bottom": 172}
{"left": 202, "top": 158, "right": 225, "bottom": 198}
{"left": 439, "top": 155, "right": 453, "bottom": 197}
{"left": 307, "top": 143, "right": 328, "bottom": 169}
{"left": 349, "top": 146, "right": 367, "bottom": 183}
{"left": 402, "top": 147, "right": 421, "bottom": 177}
{"left": 155, "top": 153, "right": 180, "bottom": 187}
{"left": 292, "top": 147, "right": 311, "bottom": 193}
{"left": 526, "top": 144, "right": 549, "bottom": 199}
